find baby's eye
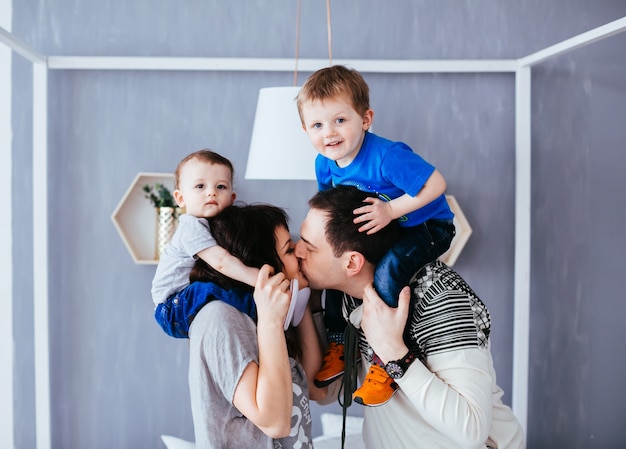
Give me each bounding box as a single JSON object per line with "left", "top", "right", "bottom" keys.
{"left": 336, "top": 118, "right": 345, "bottom": 124}
{"left": 216, "top": 184, "right": 228, "bottom": 190}
{"left": 312, "top": 123, "right": 322, "bottom": 130}
{"left": 195, "top": 184, "right": 204, "bottom": 189}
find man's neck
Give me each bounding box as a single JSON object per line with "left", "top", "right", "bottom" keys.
{"left": 340, "top": 271, "right": 373, "bottom": 299}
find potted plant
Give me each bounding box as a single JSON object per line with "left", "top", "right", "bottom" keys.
{"left": 143, "top": 183, "right": 177, "bottom": 208}
{"left": 143, "top": 183, "right": 181, "bottom": 258}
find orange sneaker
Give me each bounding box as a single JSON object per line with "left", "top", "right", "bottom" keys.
{"left": 314, "top": 342, "right": 345, "bottom": 387}
{"left": 352, "top": 364, "right": 398, "bottom": 406}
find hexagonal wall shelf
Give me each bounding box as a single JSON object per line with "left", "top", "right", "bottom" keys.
{"left": 111, "top": 172, "right": 175, "bottom": 264}
{"left": 438, "top": 195, "right": 472, "bottom": 267}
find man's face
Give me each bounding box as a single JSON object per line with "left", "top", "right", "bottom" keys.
{"left": 295, "top": 207, "right": 345, "bottom": 291}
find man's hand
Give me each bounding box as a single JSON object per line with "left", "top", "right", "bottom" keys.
{"left": 360, "top": 284, "right": 411, "bottom": 364}
{"left": 353, "top": 197, "right": 393, "bottom": 234}
{"left": 253, "top": 264, "right": 290, "bottom": 327}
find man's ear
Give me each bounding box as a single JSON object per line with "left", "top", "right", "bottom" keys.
{"left": 345, "top": 251, "right": 366, "bottom": 276}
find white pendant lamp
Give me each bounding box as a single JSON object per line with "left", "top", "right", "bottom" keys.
{"left": 244, "top": 86, "right": 317, "bottom": 180}
{"left": 245, "top": 0, "right": 333, "bottom": 181}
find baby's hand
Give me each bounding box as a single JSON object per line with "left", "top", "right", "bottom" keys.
{"left": 352, "top": 197, "right": 393, "bottom": 234}
{"left": 253, "top": 264, "right": 290, "bottom": 326}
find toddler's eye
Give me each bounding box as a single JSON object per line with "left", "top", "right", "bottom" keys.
{"left": 217, "top": 184, "right": 228, "bottom": 190}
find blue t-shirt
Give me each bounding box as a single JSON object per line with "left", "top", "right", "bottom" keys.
{"left": 315, "top": 132, "right": 453, "bottom": 227}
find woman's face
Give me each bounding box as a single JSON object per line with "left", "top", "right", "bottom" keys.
{"left": 275, "top": 225, "right": 308, "bottom": 288}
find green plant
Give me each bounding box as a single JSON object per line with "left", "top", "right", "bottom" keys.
{"left": 143, "top": 183, "right": 177, "bottom": 208}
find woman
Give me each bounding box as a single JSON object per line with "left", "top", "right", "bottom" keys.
{"left": 187, "top": 204, "right": 324, "bottom": 448}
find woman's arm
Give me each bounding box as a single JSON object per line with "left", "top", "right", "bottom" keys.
{"left": 232, "top": 265, "right": 293, "bottom": 438}
{"left": 295, "top": 303, "right": 327, "bottom": 401}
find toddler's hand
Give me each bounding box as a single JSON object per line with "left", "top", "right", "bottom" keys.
{"left": 352, "top": 197, "right": 393, "bottom": 234}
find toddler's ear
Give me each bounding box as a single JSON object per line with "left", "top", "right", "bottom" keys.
{"left": 362, "top": 109, "right": 374, "bottom": 130}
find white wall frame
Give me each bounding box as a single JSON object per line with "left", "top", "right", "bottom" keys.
{"left": 0, "top": 3, "right": 15, "bottom": 449}
{"left": 0, "top": 21, "right": 50, "bottom": 449}
{"left": 1, "top": 15, "right": 625, "bottom": 448}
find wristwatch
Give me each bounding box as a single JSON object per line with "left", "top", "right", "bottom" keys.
{"left": 384, "top": 351, "right": 418, "bottom": 379}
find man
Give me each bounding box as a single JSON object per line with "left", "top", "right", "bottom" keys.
{"left": 295, "top": 186, "right": 524, "bottom": 448}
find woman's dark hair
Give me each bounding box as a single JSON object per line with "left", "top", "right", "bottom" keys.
{"left": 190, "top": 204, "right": 288, "bottom": 288}
{"left": 189, "top": 203, "right": 302, "bottom": 359}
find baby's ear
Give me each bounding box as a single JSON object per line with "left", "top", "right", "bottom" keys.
{"left": 173, "top": 190, "right": 185, "bottom": 207}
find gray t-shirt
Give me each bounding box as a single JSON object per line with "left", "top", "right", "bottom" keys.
{"left": 151, "top": 214, "right": 217, "bottom": 305}
{"left": 188, "top": 301, "right": 313, "bottom": 449}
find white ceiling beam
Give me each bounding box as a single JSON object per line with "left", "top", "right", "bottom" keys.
{"left": 0, "top": 25, "right": 46, "bottom": 63}
{"left": 519, "top": 16, "right": 626, "bottom": 67}
{"left": 47, "top": 56, "right": 518, "bottom": 73}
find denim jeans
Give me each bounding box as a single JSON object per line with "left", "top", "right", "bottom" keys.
{"left": 374, "top": 219, "right": 455, "bottom": 307}
{"left": 155, "top": 282, "right": 255, "bottom": 338}
{"left": 324, "top": 219, "right": 455, "bottom": 334}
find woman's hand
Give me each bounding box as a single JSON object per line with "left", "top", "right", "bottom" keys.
{"left": 234, "top": 264, "right": 293, "bottom": 438}
{"left": 253, "top": 264, "right": 291, "bottom": 326}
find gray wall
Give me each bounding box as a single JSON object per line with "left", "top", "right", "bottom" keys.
{"left": 10, "top": 1, "right": 626, "bottom": 448}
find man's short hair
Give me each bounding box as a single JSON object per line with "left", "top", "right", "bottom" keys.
{"left": 308, "top": 186, "right": 398, "bottom": 264}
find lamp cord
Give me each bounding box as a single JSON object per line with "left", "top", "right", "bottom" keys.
{"left": 293, "top": 0, "right": 333, "bottom": 86}
{"left": 326, "top": 0, "right": 333, "bottom": 65}
{"left": 293, "top": 0, "right": 301, "bottom": 86}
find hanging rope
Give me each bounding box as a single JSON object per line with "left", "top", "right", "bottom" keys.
{"left": 326, "top": 0, "right": 333, "bottom": 65}
{"left": 295, "top": 0, "right": 333, "bottom": 83}
{"left": 293, "top": 0, "right": 302, "bottom": 86}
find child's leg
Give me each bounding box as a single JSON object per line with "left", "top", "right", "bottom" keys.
{"left": 314, "top": 289, "right": 348, "bottom": 387}
{"left": 155, "top": 282, "right": 256, "bottom": 338}
{"left": 374, "top": 219, "right": 455, "bottom": 307}
{"left": 323, "top": 289, "right": 347, "bottom": 343}
{"left": 353, "top": 285, "right": 428, "bottom": 407}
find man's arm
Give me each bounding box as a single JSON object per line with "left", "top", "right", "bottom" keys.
{"left": 360, "top": 285, "right": 494, "bottom": 447}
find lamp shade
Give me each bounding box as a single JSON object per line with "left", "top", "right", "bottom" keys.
{"left": 245, "top": 86, "right": 317, "bottom": 180}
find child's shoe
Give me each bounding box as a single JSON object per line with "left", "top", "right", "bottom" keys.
{"left": 352, "top": 364, "right": 398, "bottom": 406}
{"left": 314, "top": 342, "right": 345, "bottom": 387}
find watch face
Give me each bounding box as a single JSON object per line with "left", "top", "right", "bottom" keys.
{"left": 385, "top": 361, "right": 404, "bottom": 379}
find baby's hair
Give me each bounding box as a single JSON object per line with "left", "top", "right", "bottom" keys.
{"left": 174, "top": 149, "right": 234, "bottom": 190}
{"left": 296, "top": 65, "right": 370, "bottom": 122}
